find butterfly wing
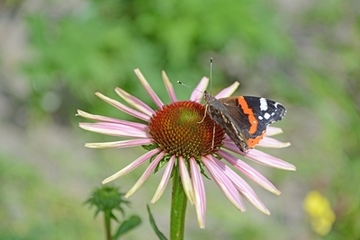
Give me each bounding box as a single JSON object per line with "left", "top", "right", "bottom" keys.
{"left": 219, "top": 96, "right": 286, "bottom": 150}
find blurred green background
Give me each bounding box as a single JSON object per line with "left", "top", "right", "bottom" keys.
{"left": 1, "top": 0, "right": 359, "bottom": 239}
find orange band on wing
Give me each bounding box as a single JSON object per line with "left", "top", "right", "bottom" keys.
{"left": 237, "top": 96, "right": 258, "bottom": 134}
{"left": 247, "top": 131, "right": 265, "bottom": 148}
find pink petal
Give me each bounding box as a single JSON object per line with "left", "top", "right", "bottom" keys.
{"left": 134, "top": 69, "right": 164, "bottom": 108}
{"left": 96, "top": 92, "right": 150, "bottom": 121}
{"left": 85, "top": 138, "right": 153, "bottom": 149}
{"left": 125, "top": 151, "right": 166, "bottom": 198}
{"left": 76, "top": 110, "right": 148, "bottom": 130}
{"left": 215, "top": 81, "right": 240, "bottom": 98}
{"left": 79, "top": 122, "right": 150, "bottom": 138}
{"left": 258, "top": 137, "right": 291, "bottom": 148}
{"left": 218, "top": 150, "right": 280, "bottom": 195}
{"left": 246, "top": 149, "right": 296, "bottom": 171}
{"left": 223, "top": 142, "right": 296, "bottom": 171}
{"left": 115, "top": 87, "right": 155, "bottom": 116}
{"left": 202, "top": 155, "right": 246, "bottom": 212}
{"left": 190, "top": 77, "right": 209, "bottom": 102}
{"left": 179, "top": 156, "right": 195, "bottom": 204}
{"left": 102, "top": 148, "right": 161, "bottom": 184}
{"left": 162, "top": 71, "right": 177, "bottom": 102}
{"left": 189, "top": 157, "right": 206, "bottom": 228}
{"left": 151, "top": 155, "right": 176, "bottom": 203}
{"left": 265, "top": 127, "right": 283, "bottom": 136}
{"left": 212, "top": 153, "right": 270, "bottom": 215}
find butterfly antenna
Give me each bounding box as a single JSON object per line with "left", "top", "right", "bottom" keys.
{"left": 208, "top": 57, "right": 215, "bottom": 149}
{"left": 177, "top": 81, "right": 204, "bottom": 95}
{"left": 177, "top": 81, "right": 191, "bottom": 89}
{"left": 209, "top": 57, "right": 213, "bottom": 93}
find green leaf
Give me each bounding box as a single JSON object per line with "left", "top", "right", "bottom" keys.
{"left": 112, "top": 215, "right": 142, "bottom": 240}
{"left": 195, "top": 158, "right": 210, "bottom": 180}
{"left": 146, "top": 205, "right": 168, "bottom": 240}
{"left": 154, "top": 154, "right": 172, "bottom": 173}
{"left": 142, "top": 144, "right": 159, "bottom": 151}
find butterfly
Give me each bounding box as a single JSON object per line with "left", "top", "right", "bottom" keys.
{"left": 204, "top": 91, "right": 286, "bottom": 152}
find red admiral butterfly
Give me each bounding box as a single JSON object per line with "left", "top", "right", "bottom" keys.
{"left": 204, "top": 91, "right": 286, "bottom": 153}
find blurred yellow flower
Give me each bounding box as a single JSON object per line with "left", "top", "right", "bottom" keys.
{"left": 303, "top": 190, "right": 336, "bottom": 236}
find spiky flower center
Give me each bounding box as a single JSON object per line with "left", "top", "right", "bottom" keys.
{"left": 148, "top": 101, "right": 225, "bottom": 158}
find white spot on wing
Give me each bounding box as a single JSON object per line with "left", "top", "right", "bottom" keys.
{"left": 264, "top": 112, "right": 271, "bottom": 120}
{"left": 260, "top": 98, "right": 268, "bottom": 111}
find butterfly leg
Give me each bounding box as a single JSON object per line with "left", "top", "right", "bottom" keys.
{"left": 211, "top": 123, "right": 215, "bottom": 149}
{"left": 198, "top": 104, "right": 208, "bottom": 124}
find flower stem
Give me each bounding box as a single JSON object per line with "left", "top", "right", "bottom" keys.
{"left": 170, "top": 166, "right": 187, "bottom": 240}
{"left": 104, "top": 210, "right": 112, "bottom": 240}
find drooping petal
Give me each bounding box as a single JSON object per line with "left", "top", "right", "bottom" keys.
{"left": 189, "top": 157, "right": 206, "bottom": 228}
{"left": 190, "top": 77, "right": 209, "bottom": 102}
{"left": 115, "top": 87, "right": 155, "bottom": 116}
{"left": 79, "top": 122, "right": 150, "bottom": 138}
{"left": 258, "top": 137, "right": 291, "bottom": 148}
{"left": 218, "top": 150, "right": 280, "bottom": 195}
{"left": 151, "top": 155, "right": 176, "bottom": 203}
{"left": 96, "top": 92, "right": 150, "bottom": 121}
{"left": 223, "top": 142, "right": 296, "bottom": 171}
{"left": 102, "top": 148, "right": 161, "bottom": 184}
{"left": 125, "top": 151, "right": 166, "bottom": 198}
{"left": 202, "top": 155, "right": 246, "bottom": 212}
{"left": 246, "top": 149, "right": 296, "bottom": 171}
{"left": 223, "top": 135, "right": 291, "bottom": 149}
{"left": 85, "top": 138, "right": 153, "bottom": 149}
{"left": 162, "top": 71, "right": 177, "bottom": 102}
{"left": 76, "top": 110, "right": 148, "bottom": 130}
{"left": 179, "top": 156, "right": 195, "bottom": 204}
{"left": 265, "top": 126, "right": 283, "bottom": 136}
{"left": 134, "top": 69, "right": 164, "bottom": 108}
{"left": 215, "top": 81, "right": 240, "bottom": 99}
{"left": 212, "top": 154, "right": 270, "bottom": 215}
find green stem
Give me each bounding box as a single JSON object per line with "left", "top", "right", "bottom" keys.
{"left": 170, "top": 166, "right": 187, "bottom": 240}
{"left": 104, "top": 210, "right": 112, "bottom": 240}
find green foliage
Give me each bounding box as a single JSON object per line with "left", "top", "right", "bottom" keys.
{"left": 85, "top": 186, "right": 130, "bottom": 220}
{"left": 147, "top": 205, "right": 167, "bottom": 240}
{"left": 291, "top": 1, "right": 360, "bottom": 239}
{"left": 0, "top": 154, "right": 102, "bottom": 240}
{"left": 113, "top": 215, "right": 142, "bottom": 239}
{"left": 24, "top": 0, "right": 291, "bottom": 121}
{"left": 85, "top": 186, "right": 141, "bottom": 239}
